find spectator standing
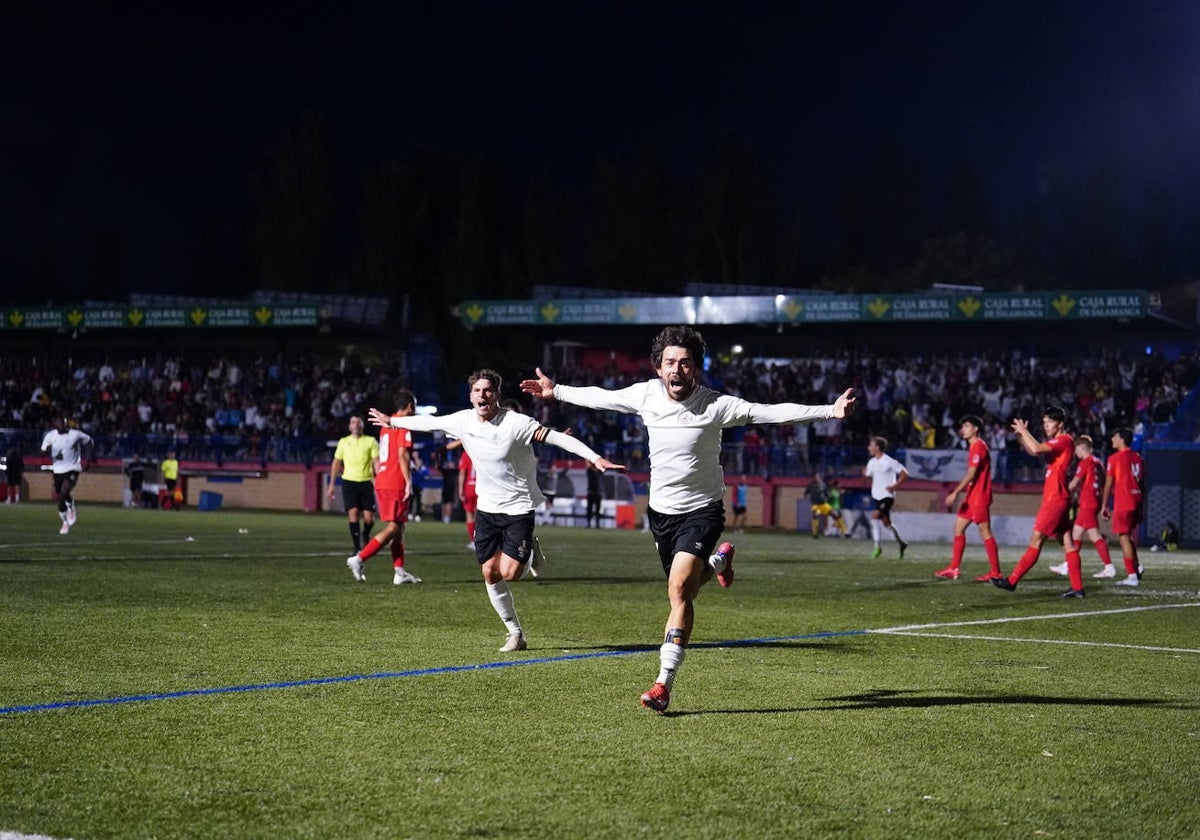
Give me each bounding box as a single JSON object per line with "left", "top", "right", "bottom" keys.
{"left": 4, "top": 447, "right": 25, "bottom": 503}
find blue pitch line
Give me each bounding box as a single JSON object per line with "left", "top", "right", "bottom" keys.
{"left": 0, "top": 629, "right": 867, "bottom": 717}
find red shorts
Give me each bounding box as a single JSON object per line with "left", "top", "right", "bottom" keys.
{"left": 1033, "top": 498, "right": 1072, "bottom": 539}
{"left": 957, "top": 500, "right": 991, "bottom": 525}
{"left": 1073, "top": 505, "right": 1100, "bottom": 531}
{"left": 1111, "top": 507, "right": 1142, "bottom": 536}
{"left": 374, "top": 489, "right": 409, "bottom": 523}
{"left": 462, "top": 491, "right": 478, "bottom": 514}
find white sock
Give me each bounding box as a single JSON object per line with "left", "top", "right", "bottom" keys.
{"left": 871, "top": 519, "right": 882, "bottom": 546}
{"left": 889, "top": 524, "right": 904, "bottom": 543}
{"left": 486, "top": 581, "right": 521, "bottom": 634}
{"left": 656, "top": 642, "right": 686, "bottom": 689}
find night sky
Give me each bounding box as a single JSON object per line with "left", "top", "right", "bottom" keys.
{"left": 6, "top": 2, "right": 1200, "bottom": 295}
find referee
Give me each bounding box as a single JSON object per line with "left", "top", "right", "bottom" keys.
{"left": 328, "top": 415, "right": 380, "bottom": 554}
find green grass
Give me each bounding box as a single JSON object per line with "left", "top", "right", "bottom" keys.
{"left": 2, "top": 504, "right": 1198, "bottom": 839}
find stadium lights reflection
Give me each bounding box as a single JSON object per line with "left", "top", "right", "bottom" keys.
{"left": 732, "top": 344, "right": 744, "bottom": 355}
{"left": 416, "top": 404, "right": 439, "bottom": 415}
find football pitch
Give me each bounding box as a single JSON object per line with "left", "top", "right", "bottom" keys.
{"left": 2, "top": 504, "right": 1198, "bottom": 839}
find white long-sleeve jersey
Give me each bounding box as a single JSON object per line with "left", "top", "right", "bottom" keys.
{"left": 388, "top": 407, "right": 603, "bottom": 515}
{"left": 555, "top": 379, "right": 833, "bottom": 515}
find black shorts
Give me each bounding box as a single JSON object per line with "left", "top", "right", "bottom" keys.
{"left": 52, "top": 471, "right": 80, "bottom": 496}
{"left": 341, "top": 480, "right": 376, "bottom": 513}
{"left": 648, "top": 501, "right": 726, "bottom": 576}
{"left": 872, "top": 497, "right": 895, "bottom": 516}
{"left": 473, "top": 510, "right": 536, "bottom": 565}
{"left": 440, "top": 469, "right": 458, "bottom": 504}
{"left": 732, "top": 505, "right": 747, "bottom": 516}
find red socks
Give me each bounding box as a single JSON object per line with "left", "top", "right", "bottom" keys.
{"left": 391, "top": 539, "right": 406, "bottom": 569}
{"left": 1066, "top": 549, "right": 1083, "bottom": 591}
{"left": 358, "top": 538, "right": 382, "bottom": 561}
{"left": 1010, "top": 546, "right": 1041, "bottom": 583}
{"left": 984, "top": 537, "right": 1001, "bottom": 576}
{"left": 950, "top": 535, "right": 966, "bottom": 570}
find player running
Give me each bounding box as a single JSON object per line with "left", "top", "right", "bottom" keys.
{"left": 521, "top": 325, "right": 855, "bottom": 713}
{"left": 370, "top": 370, "right": 623, "bottom": 653}
{"left": 41, "top": 414, "right": 94, "bottom": 535}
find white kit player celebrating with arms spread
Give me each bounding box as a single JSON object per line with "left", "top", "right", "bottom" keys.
{"left": 521, "top": 325, "right": 856, "bottom": 713}
{"left": 369, "top": 369, "right": 625, "bottom": 652}
{"left": 41, "top": 414, "right": 95, "bottom": 534}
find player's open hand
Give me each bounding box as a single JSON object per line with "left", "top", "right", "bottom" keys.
{"left": 518, "top": 367, "right": 556, "bottom": 399}
{"left": 1010, "top": 417, "right": 1029, "bottom": 435}
{"left": 367, "top": 408, "right": 391, "bottom": 428}
{"left": 592, "top": 457, "right": 627, "bottom": 473}
{"left": 831, "top": 387, "right": 856, "bottom": 419}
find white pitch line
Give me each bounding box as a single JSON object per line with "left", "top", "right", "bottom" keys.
{"left": 871, "top": 601, "right": 1200, "bottom": 634}
{"left": 877, "top": 631, "right": 1200, "bottom": 655}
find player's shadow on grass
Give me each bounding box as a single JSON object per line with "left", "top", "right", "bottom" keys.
{"left": 665, "top": 688, "right": 1195, "bottom": 717}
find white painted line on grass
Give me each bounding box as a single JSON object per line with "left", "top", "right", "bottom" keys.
{"left": 877, "top": 631, "right": 1200, "bottom": 655}
{"left": 871, "top": 601, "right": 1200, "bottom": 634}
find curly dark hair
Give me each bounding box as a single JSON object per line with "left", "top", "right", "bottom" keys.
{"left": 650, "top": 325, "right": 706, "bottom": 369}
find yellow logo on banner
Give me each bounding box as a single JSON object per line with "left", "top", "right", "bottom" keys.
{"left": 8, "top": 311, "right": 23, "bottom": 327}
{"left": 1050, "top": 294, "right": 1076, "bottom": 316}
{"left": 867, "top": 298, "right": 890, "bottom": 318}
{"left": 67, "top": 310, "right": 84, "bottom": 327}
{"left": 781, "top": 299, "right": 803, "bottom": 320}
{"left": 957, "top": 296, "right": 981, "bottom": 317}
{"left": 255, "top": 306, "right": 273, "bottom": 325}
{"left": 464, "top": 302, "right": 485, "bottom": 323}
{"left": 128, "top": 309, "right": 144, "bottom": 326}
{"left": 540, "top": 303, "right": 561, "bottom": 322}
{"left": 618, "top": 303, "right": 638, "bottom": 321}
{"left": 190, "top": 308, "right": 207, "bottom": 325}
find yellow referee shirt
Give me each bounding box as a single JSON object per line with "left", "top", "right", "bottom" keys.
{"left": 332, "top": 435, "right": 379, "bottom": 482}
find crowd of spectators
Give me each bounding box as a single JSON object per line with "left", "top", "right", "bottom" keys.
{"left": 2, "top": 344, "right": 1197, "bottom": 478}
{"left": 529, "top": 345, "right": 1200, "bottom": 478}
{"left": 0, "top": 351, "right": 407, "bottom": 464}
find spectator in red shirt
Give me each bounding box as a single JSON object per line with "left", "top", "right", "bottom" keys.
{"left": 993, "top": 406, "right": 1086, "bottom": 597}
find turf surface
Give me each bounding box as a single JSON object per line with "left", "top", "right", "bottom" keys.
{"left": 2, "top": 504, "right": 1198, "bottom": 839}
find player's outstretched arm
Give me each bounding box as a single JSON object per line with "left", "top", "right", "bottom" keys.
{"left": 592, "top": 456, "right": 627, "bottom": 474}
{"left": 367, "top": 407, "right": 391, "bottom": 428}
{"left": 831, "top": 388, "right": 856, "bottom": 419}
{"left": 518, "top": 367, "right": 557, "bottom": 400}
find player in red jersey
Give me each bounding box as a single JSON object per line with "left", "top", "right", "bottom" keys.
{"left": 346, "top": 390, "right": 421, "bottom": 585}
{"left": 457, "top": 445, "right": 478, "bottom": 548}
{"left": 936, "top": 415, "right": 1002, "bottom": 581}
{"left": 1101, "top": 426, "right": 1146, "bottom": 587}
{"left": 1050, "top": 435, "right": 1116, "bottom": 580}
{"left": 992, "top": 406, "right": 1086, "bottom": 597}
